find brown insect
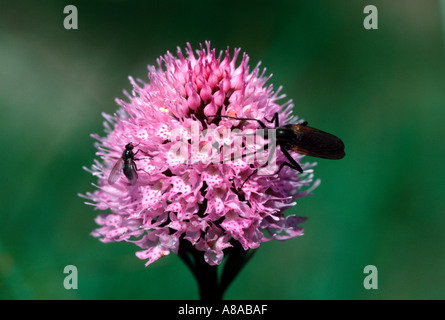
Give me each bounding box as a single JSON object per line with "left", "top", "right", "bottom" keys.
{"left": 209, "top": 112, "right": 345, "bottom": 188}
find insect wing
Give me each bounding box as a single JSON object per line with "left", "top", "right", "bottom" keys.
{"left": 290, "top": 125, "right": 345, "bottom": 159}
{"left": 108, "top": 157, "right": 123, "bottom": 185}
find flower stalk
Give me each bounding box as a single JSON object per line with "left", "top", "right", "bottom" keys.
{"left": 178, "top": 239, "right": 256, "bottom": 300}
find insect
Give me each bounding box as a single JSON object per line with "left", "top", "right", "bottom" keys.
{"left": 209, "top": 112, "right": 345, "bottom": 188}
{"left": 108, "top": 143, "right": 147, "bottom": 185}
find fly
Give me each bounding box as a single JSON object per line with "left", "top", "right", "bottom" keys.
{"left": 108, "top": 143, "right": 146, "bottom": 185}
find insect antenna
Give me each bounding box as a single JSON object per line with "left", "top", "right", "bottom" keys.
{"left": 207, "top": 115, "right": 268, "bottom": 129}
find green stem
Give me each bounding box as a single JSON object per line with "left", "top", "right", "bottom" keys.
{"left": 178, "top": 239, "right": 256, "bottom": 300}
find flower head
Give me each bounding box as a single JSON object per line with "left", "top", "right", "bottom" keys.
{"left": 81, "top": 42, "right": 318, "bottom": 266}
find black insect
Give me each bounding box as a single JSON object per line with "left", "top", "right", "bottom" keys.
{"left": 108, "top": 143, "right": 147, "bottom": 185}
{"left": 209, "top": 112, "right": 345, "bottom": 188}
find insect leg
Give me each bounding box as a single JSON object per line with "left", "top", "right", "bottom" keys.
{"left": 239, "top": 141, "right": 303, "bottom": 190}
{"left": 264, "top": 112, "right": 280, "bottom": 127}
{"left": 134, "top": 148, "right": 152, "bottom": 161}
{"left": 277, "top": 146, "right": 303, "bottom": 174}
{"left": 238, "top": 142, "right": 276, "bottom": 190}
{"left": 136, "top": 168, "right": 151, "bottom": 176}
{"left": 133, "top": 157, "right": 153, "bottom": 176}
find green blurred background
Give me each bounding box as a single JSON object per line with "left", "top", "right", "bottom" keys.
{"left": 1, "top": 0, "right": 445, "bottom": 299}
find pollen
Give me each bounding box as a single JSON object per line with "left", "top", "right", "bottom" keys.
{"left": 228, "top": 109, "right": 237, "bottom": 117}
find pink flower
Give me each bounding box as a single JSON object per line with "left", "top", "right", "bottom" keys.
{"left": 81, "top": 42, "right": 318, "bottom": 267}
